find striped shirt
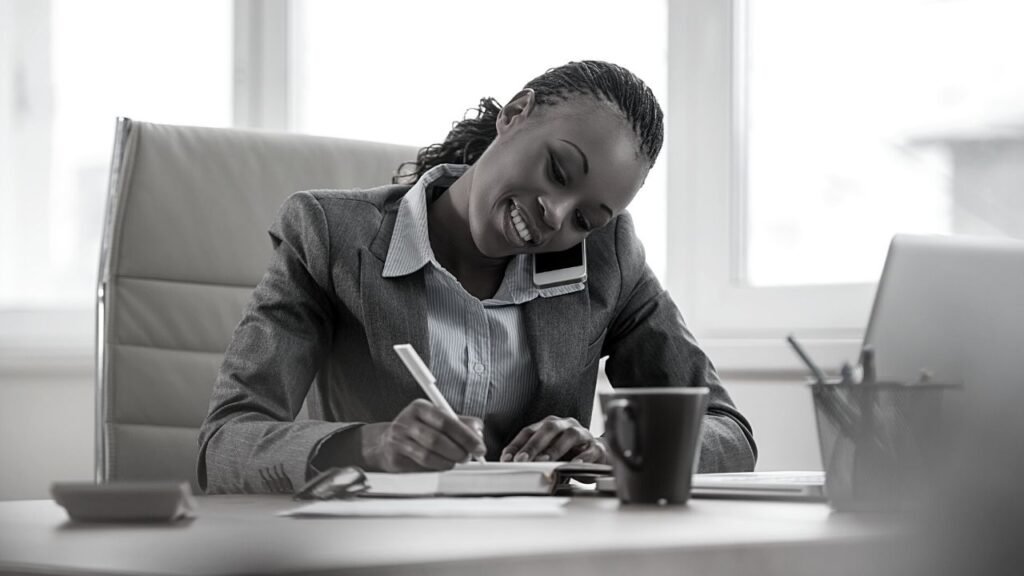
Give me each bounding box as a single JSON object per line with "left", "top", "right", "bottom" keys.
{"left": 382, "top": 164, "right": 584, "bottom": 453}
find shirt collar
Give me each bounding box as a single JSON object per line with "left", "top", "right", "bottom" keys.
{"left": 492, "top": 256, "right": 585, "bottom": 303}
{"left": 382, "top": 164, "right": 464, "bottom": 278}
{"left": 382, "top": 163, "right": 584, "bottom": 300}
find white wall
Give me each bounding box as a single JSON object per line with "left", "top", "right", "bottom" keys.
{"left": 725, "top": 380, "right": 822, "bottom": 471}
{"left": 0, "top": 364, "right": 94, "bottom": 500}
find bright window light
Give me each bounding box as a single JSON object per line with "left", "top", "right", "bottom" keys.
{"left": 0, "top": 0, "right": 232, "bottom": 308}
{"left": 744, "top": 0, "right": 1024, "bottom": 286}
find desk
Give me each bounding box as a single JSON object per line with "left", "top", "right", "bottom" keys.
{"left": 0, "top": 495, "right": 907, "bottom": 576}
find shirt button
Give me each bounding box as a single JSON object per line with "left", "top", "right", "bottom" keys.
{"left": 473, "top": 363, "right": 485, "bottom": 374}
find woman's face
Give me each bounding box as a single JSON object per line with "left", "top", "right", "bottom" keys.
{"left": 466, "top": 90, "right": 649, "bottom": 258}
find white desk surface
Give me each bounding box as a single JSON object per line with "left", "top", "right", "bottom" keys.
{"left": 0, "top": 494, "right": 909, "bottom": 576}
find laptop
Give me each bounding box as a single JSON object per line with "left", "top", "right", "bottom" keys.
{"left": 863, "top": 233, "right": 1024, "bottom": 388}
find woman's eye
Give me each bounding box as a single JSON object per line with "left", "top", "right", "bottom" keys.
{"left": 549, "top": 153, "right": 567, "bottom": 186}
{"left": 575, "top": 210, "right": 592, "bottom": 232}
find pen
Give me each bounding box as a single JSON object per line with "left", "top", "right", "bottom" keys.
{"left": 859, "top": 346, "right": 876, "bottom": 384}
{"left": 786, "top": 334, "right": 829, "bottom": 385}
{"left": 839, "top": 362, "right": 855, "bottom": 385}
{"left": 392, "top": 344, "right": 486, "bottom": 463}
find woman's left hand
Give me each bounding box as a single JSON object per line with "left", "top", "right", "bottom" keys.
{"left": 500, "top": 416, "right": 608, "bottom": 463}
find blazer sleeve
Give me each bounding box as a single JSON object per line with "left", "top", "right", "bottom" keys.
{"left": 602, "top": 213, "right": 758, "bottom": 473}
{"left": 197, "top": 191, "right": 359, "bottom": 494}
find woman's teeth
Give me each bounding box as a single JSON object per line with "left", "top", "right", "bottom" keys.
{"left": 510, "top": 204, "right": 534, "bottom": 243}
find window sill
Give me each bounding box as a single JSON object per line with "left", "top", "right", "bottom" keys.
{"left": 0, "top": 347, "right": 94, "bottom": 379}
{"left": 702, "top": 336, "right": 863, "bottom": 382}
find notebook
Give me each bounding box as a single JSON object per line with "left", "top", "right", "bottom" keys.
{"left": 360, "top": 462, "right": 612, "bottom": 497}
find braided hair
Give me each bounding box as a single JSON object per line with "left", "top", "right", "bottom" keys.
{"left": 394, "top": 61, "right": 664, "bottom": 184}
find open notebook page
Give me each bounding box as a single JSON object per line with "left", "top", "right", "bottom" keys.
{"left": 357, "top": 462, "right": 611, "bottom": 497}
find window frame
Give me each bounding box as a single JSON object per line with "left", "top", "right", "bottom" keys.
{"left": 4, "top": 0, "right": 869, "bottom": 378}
{"left": 0, "top": 0, "right": 286, "bottom": 370}
{"left": 0, "top": 0, "right": 92, "bottom": 371}
{"left": 665, "top": 0, "right": 871, "bottom": 377}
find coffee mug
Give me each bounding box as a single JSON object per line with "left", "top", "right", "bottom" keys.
{"left": 600, "top": 387, "right": 709, "bottom": 505}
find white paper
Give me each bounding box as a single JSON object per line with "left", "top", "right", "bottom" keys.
{"left": 280, "top": 497, "right": 569, "bottom": 518}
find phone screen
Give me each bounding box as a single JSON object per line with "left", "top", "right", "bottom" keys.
{"left": 534, "top": 243, "right": 584, "bottom": 273}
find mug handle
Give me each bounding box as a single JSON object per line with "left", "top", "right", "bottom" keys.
{"left": 605, "top": 399, "right": 643, "bottom": 470}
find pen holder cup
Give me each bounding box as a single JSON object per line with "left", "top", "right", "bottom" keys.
{"left": 811, "top": 382, "right": 962, "bottom": 513}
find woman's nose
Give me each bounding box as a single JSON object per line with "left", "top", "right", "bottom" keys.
{"left": 537, "top": 196, "right": 573, "bottom": 231}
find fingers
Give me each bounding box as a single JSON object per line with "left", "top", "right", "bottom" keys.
{"left": 407, "top": 420, "right": 470, "bottom": 463}
{"left": 500, "top": 425, "right": 537, "bottom": 462}
{"left": 568, "top": 440, "right": 607, "bottom": 464}
{"left": 456, "top": 415, "right": 486, "bottom": 450}
{"left": 458, "top": 415, "right": 485, "bottom": 438}
{"left": 367, "top": 421, "right": 443, "bottom": 473}
{"left": 391, "top": 400, "right": 486, "bottom": 470}
{"left": 395, "top": 432, "right": 461, "bottom": 470}
{"left": 501, "top": 417, "right": 592, "bottom": 463}
{"left": 414, "top": 403, "right": 486, "bottom": 457}
{"left": 383, "top": 445, "right": 439, "bottom": 472}
{"left": 540, "top": 428, "right": 592, "bottom": 462}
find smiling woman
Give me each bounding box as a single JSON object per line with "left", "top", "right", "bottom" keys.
{"left": 396, "top": 96, "right": 640, "bottom": 251}
{"left": 198, "top": 61, "right": 757, "bottom": 494}
{"left": 292, "top": 0, "right": 670, "bottom": 284}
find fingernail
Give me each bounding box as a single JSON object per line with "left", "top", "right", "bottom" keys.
{"left": 500, "top": 453, "right": 512, "bottom": 462}
{"left": 572, "top": 458, "right": 584, "bottom": 463}
{"left": 514, "top": 452, "right": 529, "bottom": 462}
{"left": 536, "top": 454, "right": 550, "bottom": 462}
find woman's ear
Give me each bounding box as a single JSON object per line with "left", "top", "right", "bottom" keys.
{"left": 496, "top": 89, "right": 536, "bottom": 136}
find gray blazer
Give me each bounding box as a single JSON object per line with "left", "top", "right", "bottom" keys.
{"left": 198, "top": 185, "right": 757, "bottom": 493}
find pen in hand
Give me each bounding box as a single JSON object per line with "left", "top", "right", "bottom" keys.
{"left": 393, "top": 344, "right": 487, "bottom": 463}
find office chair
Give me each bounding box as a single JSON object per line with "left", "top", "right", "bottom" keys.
{"left": 96, "top": 118, "right": 417, "bottom": 488}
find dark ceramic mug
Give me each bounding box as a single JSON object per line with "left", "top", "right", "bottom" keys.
{"left": 600, "top": 387, "right": 709, "bottom": 505}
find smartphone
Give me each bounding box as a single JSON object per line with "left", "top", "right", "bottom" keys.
{"left": 51, "top": 481, "right": 196, "bottom": 522}
{"left": 533, "top": 240, "right": 587, "bottom": 288}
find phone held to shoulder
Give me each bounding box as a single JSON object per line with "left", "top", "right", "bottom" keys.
{"left": 533, "top": 240, "right": 587, "bottom": 288}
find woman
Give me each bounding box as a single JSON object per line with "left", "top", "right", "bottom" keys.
{"left": 198, "top": 61, "right": 756, "bottom": 494}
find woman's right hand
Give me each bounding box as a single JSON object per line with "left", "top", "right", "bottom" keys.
{"left": 360, "top": 399, "right": 486, "bottom": 472}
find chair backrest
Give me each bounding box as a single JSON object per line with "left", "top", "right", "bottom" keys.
{"left": 96, "top": 118, "right": 418, "bottom": 488}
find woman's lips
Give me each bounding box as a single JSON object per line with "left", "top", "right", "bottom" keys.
{"left": 506, "top": 198, "right": 540, "bottom": 247}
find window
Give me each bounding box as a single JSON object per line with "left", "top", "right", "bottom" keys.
{"left": 669, "top": 0, "right": 1024, "bottom": 372}
{"left": 746, "top": 0, "right": 1024, "bottom": 287}
{"left": 0, "top": 0, "right": 232, "bottom": 350}
{"left": 4, "top": 0, "right": 668, "bottom": 356}
{"left": 289, "top": 0, "right": 669, "bottom": 281}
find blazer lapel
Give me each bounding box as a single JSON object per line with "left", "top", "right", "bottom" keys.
{"left": 522, "top": 288, "right": 591, "bottom": 420}
{"left": 360, "top": 206, "right": 429, "bottom": 404}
